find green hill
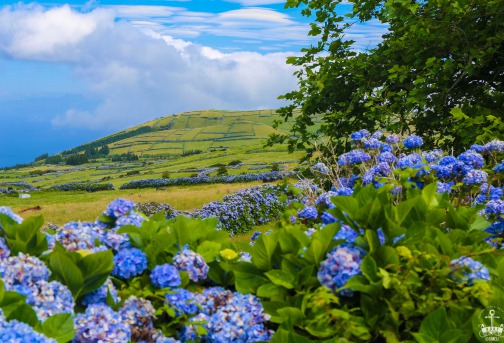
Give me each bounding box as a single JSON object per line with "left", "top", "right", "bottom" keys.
{"left": 0, "top": 109, "right": 317, "bottom": 189}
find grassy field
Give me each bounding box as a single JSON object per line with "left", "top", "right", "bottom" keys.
{"left": 0, "top": 181, "right": 264, "bottom": 225}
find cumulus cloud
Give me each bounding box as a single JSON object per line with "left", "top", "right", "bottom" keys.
{"left": 0, "top": 4, "right": 299, "bottom": 130}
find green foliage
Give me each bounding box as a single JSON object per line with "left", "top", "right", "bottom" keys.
{"left": 216, "top": 165, "right": 228, "bottom": 176}
{"left": 234, "top": 183, "right": 503, "bottom": 341}
{"left": 44, "top": 243, "right": 114, "bottom": 300}
{"left": 65, "top": 153, "right": 88, "bottom": 166}
{"left": 0, "top": 214, "right": 48, "bottom": 256}
{"left": 161, "top": 171, "right": 171, "bottom": 179}
{"left": 272, "top": 0, "right": 504, "bottom": 154}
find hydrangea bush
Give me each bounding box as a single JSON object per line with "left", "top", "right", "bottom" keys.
{"left": 0, "top": 132, "right": 503, "bottom": 342}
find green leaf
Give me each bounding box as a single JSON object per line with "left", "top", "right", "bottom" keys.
{"left": 265, "top": 270, "right": 295, "bottom": 289}
{"left": 257, "top": 283, "right": 285, "bottom": 298}
{"left": 41, "top": 313, "right": 75, "bottom": 343}
{"left": 196, "top": 241, "right": 222, "bottom": 263}
{"left": 251, "top": 233, "right": 279, "bottom": 270}
{"left": 417, "top": 307, "right": 450, "bottom": 340}
{"left": 360, "top": 255, "right": 379, "bottom": 282}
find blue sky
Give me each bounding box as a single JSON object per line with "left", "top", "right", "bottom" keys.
{"left": 0, "top": 0, "right": 386, "bottom": 166}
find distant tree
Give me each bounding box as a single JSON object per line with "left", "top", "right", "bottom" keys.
{"left": 161, "top": 171, "right": 171, "bottom": 179}
{"left": 34, "top": 153, "right": 48, "bottom": 162}
{"left": 271, "top": 163, "right": 280, "bottom": 172}
{"left": 98, "top": 145, "right": 110, "bottom": 155}
{"left": 270, "top": 0, "right": 504, "bottom": 154}
{"left": 45, "top": 155, "right": 63, "bottom": 165}
{"left": 66, "top": 154, "right": 88, "bottom": 166}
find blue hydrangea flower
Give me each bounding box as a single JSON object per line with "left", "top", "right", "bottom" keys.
{"left": 0, "top": 253, "right": 50, "bottom": 288}
{"left": 371, "top": 131, "right": 383, "bottom": 139}
{"left": 437, "top": 181, "right": 455, "bottom": 194}
{"left": 458, "top": 150, "right": 484, "bottom": 168}
{"left": 0, "top": 237, "right": 10, "bottom": 260}
{"left": 298, "top": 206, "right": 318, "bottom": 220}
{"left": 386, "top": 134, "right": 400, "bottom": 144}
{"left": 338, "top": 150, "right": 371, "bottom": 166}
{"left": 350, "top": 132, "right": 362, "bottom": 141}
{"left": 450, "top": 257, "right": 490, "bottom": 285}
{"left": 74, "top": 304, "right": 131, "bottom": 343}
{"left": 359, "top": 129, "right": 370, "bottom": 138}
{"left": 102, "top": 230, "right": 131, "bottom": 252}
{"left": 494, "top": 161, "right": 504, "bottom": 173}
{"left": 333, "top": 225, "right": 360, "bottom": 243}
{"left": 322, "top": 212, "right": 337, "bottom": 225}
{"left": 0, "top": 207, "right": 23, "bottom": 224}
{"left": 470, "top": 144, "right": 485, "bottom": 153}
{"left": 55, "top": 221, "right": 97, "bottom": 251}
{"left": 28, "top": 280, "right": 74, "bottom": 321}
{"left": 484, "top": 200, "right": 504, "bottom": 216}
{"left": 112, "top": 248, "right": 148, "bottom": 279}
{"left": 475, "top": 184, "right": 503, "bottom": 204}
{"left": 173, "top": 246, "right": 209, "bottom": 282}
{"left": 104, "top": 198, "right": 135, "bottom": 218}
{"left": 150, "top": 264, "right": 181, "bottom": 288}
{"left": 114, "top": 211, "right": 144, "bottom": 228}
{"left": 363, "top": 138, "right": 381, "bottom": 150}
{"left": 165, "top": 288, "right": 198, "bottom": 315}
{"left": 0, "top": 318, "right": 56, "bottom": 342}
{"left": 380, "top": 143, "right": 393, "bottom": 152}
{"left": 119, "top": 296, "right": 155, "bottom": 327}
{"left": 194, "top": 287, "right": 233, "bottom": 316}
{"left": 378, "top": 151, "right": 396, "bottom": 163}
{"left": 82, "top": 278, "right": 119, "bottom": 306}
{"left": 422, "top": 149, "right": 444, "bottom": 163}
{"left": 462, "top": 169, "right": 488, "bottom": 185}
{"left": 403, "top": 135, "right": 423, "bottom": 149}
{"left": 239, "top": 252, "right": 252, "bottom": 263}
{"left": 485, "top": 140, "right": 504, "bottom": 153}
{"left": 396, "top": 153, "right": 423, "bottom": 169}
{"left": 317, "top": 245, "right": 365, "bottom": 296}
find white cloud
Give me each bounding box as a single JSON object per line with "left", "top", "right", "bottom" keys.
{"left": 218, "top": 8, "right": 293, "bottom": 24}
{"left": 0, "top": 4, "right": 298, "bottom": 130}
{"left": 224, "top": 0, "right": 287, "bottom": 5}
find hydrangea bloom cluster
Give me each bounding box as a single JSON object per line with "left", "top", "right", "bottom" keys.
{"left": 104, "top": 198, "right": 135, "bottom": 218}
{"left": 112, "top": 248, "right": 148, "bottom": 279}
{"left": 74, "top": 304, "right": 131, "bottom": 342}
{"left": 150, "top": 264, "right": 181, "bottom": 288}
{"left": 0, "top": 237, "right": 10, "bottom": 259}
{"left": 119, "top": 296, "right": 158, "bottom": 341}
{"left": 311, "top": 162, "right": 330, "bottom": 175}
{"left": 165, "top": 288, "right": 199, "bottom": 315}
{"left": 173, "top": 246, "right": 209, "bottom": 282}
{"left": 180, "top": 287, "right": 272, "bottom": 343}
{"left": 317, "top": 245, "right": 365, "bottom": 296}
{"left": 449, "top": 257, "right": 491, "bottom": 285}
{"left": 0, "top": 317, "right": 56, "bottom": 342}
{"left": 298, "top": 206, "right": 318, "bottom": 220}
{"left": 403, "top": 134, "right": 423, "bottom": 149}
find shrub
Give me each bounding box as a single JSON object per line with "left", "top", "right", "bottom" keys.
{"left": 216, "top": 165, "right": 228, "bottom": 176}
{"left": 161, "top": 171, "right": 171, "bottom": 179}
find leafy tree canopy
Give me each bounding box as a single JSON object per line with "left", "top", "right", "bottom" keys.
{"left": 271, "top": 0, "right": 504, "bottom": 155}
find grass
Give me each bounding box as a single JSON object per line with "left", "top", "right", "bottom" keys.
{"left": 0, "top": 181, "right": 264, "bottom": 225}
{"left": 230, "top": 221, "right": 278, "bottom": 252}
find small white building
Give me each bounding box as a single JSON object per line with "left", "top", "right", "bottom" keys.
{"left": 19, "top": 194, "right": 31, "bottom": 199}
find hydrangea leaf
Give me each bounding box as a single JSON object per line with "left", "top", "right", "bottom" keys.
{"left": 41, "top": 313, "right": 75, "bottom": 343}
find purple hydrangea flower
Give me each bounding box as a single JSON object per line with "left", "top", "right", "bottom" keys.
{"left": 359, "top": 129, "right": 370, "bottom": 138}
{"left": 317, "top": 245, "right": 365, "bottom": 296}
{"left": 112, "top": 248, "right": 148, "bottom": 279}
{"left": 333, "top": 225, "right": 360, "bottom": 243}
{"left": 150, "top": 264, "right": 181, "bottom": 288}
{"left": 422, "top": 149, "right": 444, "bottom": 163}
{"left": 114, "top": 211, "right": 144, "bottom": 228}
{"left": 485, "top": 140, "right": 504, "bottom": 153}
{"left": 371, "top": 131, "right": 383, "bottom": 139}
{"left": 484, "top": 200, "right": 504, "bottom": 216}
{"left": 450, "top": 257, "right": 490, "bottom": 285}
{"left": 74, "top": 304, "right": 131, "bottom": 343}
{"left": 470, "top": 144, "right": 485, "bottom": 153}
{"left": 475, "top": 184, "right": 503, "bottom": 204}
{"left": 173, "top": 246, "right": 209, "bottom": 282}
{"left": 0, "top": 253, "right": 50, "bottom": 288}
{"left": 298, "top": 206, "right": 318, "bottom": 220}
{"left": 396, "top": 153, "right": 423, "bottom": 169}
{"left": 322, "top": 212, "right": 337, "bottom": 225}
{"left": 28, "top": 280, "right": 75, "bottom": 321}
{"left": 403, "top": 135, "right": 423, "bottom": 149}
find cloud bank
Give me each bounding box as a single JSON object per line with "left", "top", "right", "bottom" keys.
{"left": 0, "top": 4, "right": 299, "bottom": 130}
